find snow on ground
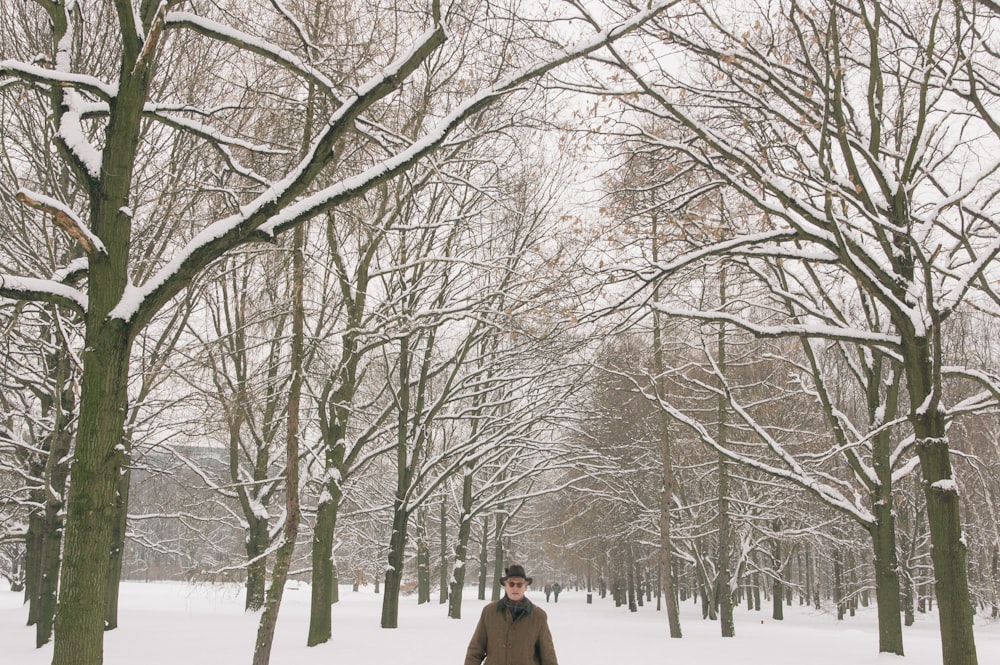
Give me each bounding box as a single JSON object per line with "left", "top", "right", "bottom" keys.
{"left": 2, "top": 580, "right": 998, "bottom": 665}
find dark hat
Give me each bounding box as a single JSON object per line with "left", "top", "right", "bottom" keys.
{"left": 501, "top": 564, "right": 533, "bottom": 585}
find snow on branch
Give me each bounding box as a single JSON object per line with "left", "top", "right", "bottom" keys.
{"left": 659, "top": 397, "right": 876, "bottom": 525}
{"left": 164, "top": 11, "right": 341, "bottom": 93}
{"left": 0, "top": 59, "right": 117, "bottom": 100}
{"left": 116, "top": 0, "right": 680, "bottom": 329}
{"left": 652, "top": 304, "right": 900, "bottom": 347}
{"left": 0, "top": 275, "right": 87, "bottom": 315}
{"left": 16, "top": 188, "right": 106, "bottom": 256}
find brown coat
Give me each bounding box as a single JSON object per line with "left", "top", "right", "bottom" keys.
{"left": 464, "top": 598, "right": 558, "bottom": 665}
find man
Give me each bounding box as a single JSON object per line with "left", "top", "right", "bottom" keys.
{"left": 464, "top": 564, "right": 559, "bottom": 665}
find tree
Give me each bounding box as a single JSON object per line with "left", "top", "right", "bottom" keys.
{"left": 582, "top": 1, "right": 1000, "bottom": 662}
{"left": 250, "top": 222, "right": 304, "bottom": 665}
{"left": 0, "top": 0, "right": 678, "bottom": 661}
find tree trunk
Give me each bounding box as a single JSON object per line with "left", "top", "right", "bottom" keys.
{"left": 307, "top": 486, "right": 341, "bottom": 646}
{"left": 905, "top": 335, "right": 978, "bottom": 665}
{"left": 796, "top": 553, "right": 804, "bottom": 605}
{"left": 439, "top": 498, "right": 449, "bottom": 605}
{"left": 627, "top": 549, "right": 638, "bottom": 612}
{"left": 652, "top": 222, "right": 682, "bottom": 638}
{"left": 417, "top": 531, "right": 430, "bottom": 604}
{"left": 9, "top": 550, "right": 25, "bottom": 593}
{"left": 416, "top": 507, "right": 430, "bottom": 604}
{"left": 251, "top": 224, "right": 304, "bottom": 665}
{"left": 771, "top": 519, "right": 783, "bottom": 621}
{"left": 835, "top": 549, "right": 845, "bottom": 621}
{"left": 918, "top": 431, "right": 978, "bottom": 665}
{"left": 903, "top": 569, "right": 915, "bottom": 626}
{"left": 24, "top": 506, "right": 43, "bottom": 625}
{"left": 380, "top": 505, "right": 409, "bottom": 628}
{"left": 52, "top": 323, "right": 132, "bottom": 665}
{"left": 382, "top": 332, "right": 414, "bottom": 629}
{"left": 50, "top": 3, "right": 153, "bottom": 654}
{"left": 245, "top": 517, "right": 269, "bottom": 611}
{"left": 991, "top": 545, "right": 998, "bottom": 620}
{"left": 699, "top": 583, "right": 714, "bottom": 619}
{"left": 717, "top": 453, "right": 734, "bottom": 636}
{"left": 449, "top": 471, "right": 475, "bottom": 619}
{"left": 491, "top": 509, "right": 506, "bottom": 602}
{"left": 36, "top": 386, "right": 74, "bottom": 647}
{"left": 715, "top": 284, "right": 734, "bottom": 637}
{"left": 35, "top": 479, "right": 65, "bottom": 647}
{"left": 848, "top": 551, "right": 857, "bottom": 616}
{"left": 26, "top": 341, "right": 75, "bottom": 646}
{"left": 805, "top": 546, "right": 813, "bottom": 610}
{"left": 478, "top": 515, "right": 489, "bottom": 601}
{"left": 307, "top": 328, "right": 361, "bottom": 641}
{"left": 104, "top": 463, "right": 131, "bottom": 631}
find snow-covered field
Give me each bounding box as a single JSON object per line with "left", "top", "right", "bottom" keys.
{"left": 3, "top": 580, "right": 999, "bottom": 664}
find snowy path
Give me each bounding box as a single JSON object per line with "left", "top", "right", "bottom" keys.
{"left": 3, "top": 581, "right": 998, "bottom": 664}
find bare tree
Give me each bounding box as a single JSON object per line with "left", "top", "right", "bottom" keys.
{"left": 0, "top": 0, "right": 677, "bottom": 660}
{"left": 570, "top": 1, "right": 1000, "bottom": 661}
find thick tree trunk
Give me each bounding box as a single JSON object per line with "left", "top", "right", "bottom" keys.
{"left": 380, "top": 505, "right": 409, "bottom": 628}
{"left": 869, "top": 502, "right": 904, "bottom": 653}
{"left": 50, "top": 0, "right": 153, "bottom": 652}
{"left": 307, "top": 486, "right": 340, "bottom": 646}
{"left": 52, "top": 324, "right": 132, "bottom": 665}
{"left": 904, "top": 332, "right": 978, "bottom": 665}
{"left": 917, "top": 430, "right": 978, "bottom": 665}
{"left": 24, "top": 507, "right": 43, "bottom": 624}
{"left": 245, "top": 518, "right": 269, "bottom": 611}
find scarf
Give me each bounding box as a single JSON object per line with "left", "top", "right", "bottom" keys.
{"left": 503, "top": 597, "right": 530, "bottom": 622}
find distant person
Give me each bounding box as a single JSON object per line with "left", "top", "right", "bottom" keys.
{"left": 551, "top": 582, "right": 561, "bottom": 603}
{"left": 464, "top": 564, "right": 559, "bottom": 665}
{"left": 544, "top": 583, "right": 552, "bottom": 603}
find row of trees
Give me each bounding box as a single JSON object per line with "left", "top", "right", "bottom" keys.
{"left": 0, "top": 1, "right": 676, "bottom": 664}
{"left": 2, "top": 2, "right": 1000, "bottom": 665}
{"left": 549, "top": 3, "right": 1000, "bottom": 665}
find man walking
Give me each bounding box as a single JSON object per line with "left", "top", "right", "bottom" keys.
{"left": 464, "top": 564, "right": 559, "bottom": 665}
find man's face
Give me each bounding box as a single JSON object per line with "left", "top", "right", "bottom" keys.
{"left": 505, "top": 577, "right": 527, "bottom": 601}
